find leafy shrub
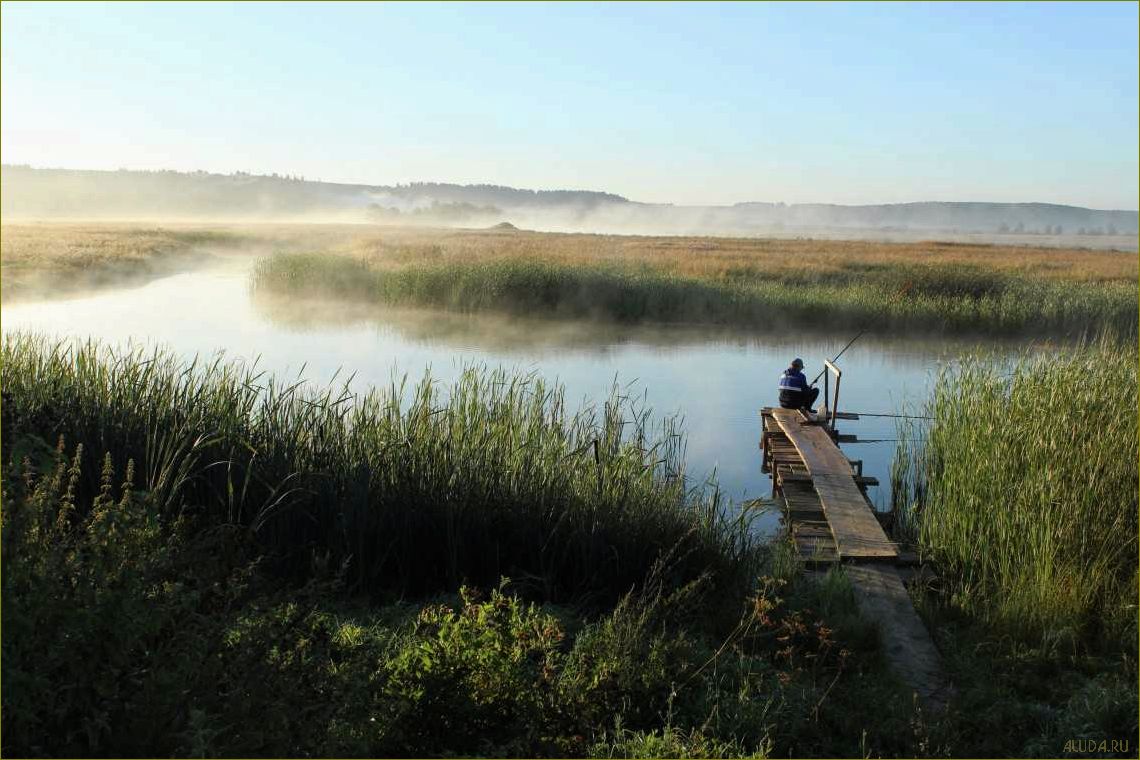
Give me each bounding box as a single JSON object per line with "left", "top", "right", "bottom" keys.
{"left": 1, "top": 440, "right": 253, "bottom": 756}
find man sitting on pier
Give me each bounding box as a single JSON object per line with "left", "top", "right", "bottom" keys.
{"left": 778, "top": 358, "right": 820, "bottom": 413}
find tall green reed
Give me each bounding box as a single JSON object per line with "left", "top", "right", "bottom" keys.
{"left": 892, "top": 340, "right": 1138, "bottom": 644}
{"left": 2, "top": 333, "right": 754, "bottom": 603}
{"left": 252, "top": 253, "right": 1136, "bottom": 337}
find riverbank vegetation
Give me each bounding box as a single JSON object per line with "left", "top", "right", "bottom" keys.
{"left": 1, "top": 333, "right": 747, "bottom": 601}
{"left": 0, "top": 224, "right": 252, "bottom": 299}
{"left": 252, "top": 227, "right": 1137, "bottom": 336}
{"left": 1, "top": 334, "right": 911, "bottom": 757}
{"left": 4, "top": 334, "right": 1136, "bottom": 757}
{"left": 3, "top": 222, "right": 1135, "bottom": 335}
{"left": 892, "top": 339, "right": 1137, "bottom": 644}
{"left": 888, "top": 340, "right": 1138, "bottom": 756}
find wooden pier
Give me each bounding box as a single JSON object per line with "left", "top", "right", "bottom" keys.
{"left": 760, "top": 402, "right": 953, "bottom": 709}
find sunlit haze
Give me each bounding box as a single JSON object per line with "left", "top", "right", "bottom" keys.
{"left": 2, "top": 1, "right": 1137, "bottom": 209}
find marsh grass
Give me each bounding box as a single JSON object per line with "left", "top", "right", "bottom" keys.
{"left": 1, "top": 336, "right": 926, "bottom": 756}
{"left": 253, "top": 243, "right": 1137, "bottom": 336}
{"left": 892, "top": 340, "right": 1138, "bottom": 644}
{"left": 2, "top": 332, "right": 754, "bottom": 603}
{"left": 6, "top": 222, "right": 1134, "bottom": 334}
{"left": 333, "top": 227, "right": 1139, "bottom": 283}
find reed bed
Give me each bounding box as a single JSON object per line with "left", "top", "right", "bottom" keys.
{"left": 252, "top": 249, "right": 1137, "bottom": 336}
{"left": 1, "top": 332, "right": 753, "bottom": 602}
{"left": 333, "top": 227, "right": 1140, "bottom": 283}
{"left": 892, "top": 340, "right": 1138, "bottom": 642}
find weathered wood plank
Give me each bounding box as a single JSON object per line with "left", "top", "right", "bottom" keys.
{"left": 778, "top": 469, "right": 879, "bottom": 488}
{"left": 770, "top": 409, "right": 855, "bottom": 474}
{"left": 844, "top": 565, "right": 953, "bottom": 710}
{"left": 766, "top": 409, "right": 947, "bottom": 709}
{"left": 778, "top": 480, "right": 838, "bottom": 561}
{"left": 770, "top": 409, "right": 897, "bottom": 560}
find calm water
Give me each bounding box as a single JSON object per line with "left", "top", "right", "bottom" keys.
{"left": 1, "top": 257, "right": 1028, "bottom": 532}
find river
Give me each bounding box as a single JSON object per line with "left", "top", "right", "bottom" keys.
{"left": 1, "top": 256, "right": 1032, "bottom": 533}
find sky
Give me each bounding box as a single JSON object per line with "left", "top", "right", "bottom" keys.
{"left": 2, "top": 1, "right": 1137, "bottom": 209}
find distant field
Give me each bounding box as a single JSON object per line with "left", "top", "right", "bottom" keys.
{"left": 318, "top": 226, "right": 1139, "bottom": 280}
{"left": 0, "top": 222, "right": 408, "bottom": 298}
{"left": 255, "top": 225, "right": 1139, "bottom": 336}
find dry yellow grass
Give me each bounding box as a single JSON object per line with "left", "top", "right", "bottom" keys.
{"left": 329, "top": 226, "right": 1138, "bottom": 284}
{"left": 251, "top": 225, "right": 1136, "bottom": 335}
{"left": 2, "top": 224, "right": 216, "bottom": 268}
{"left": 4, "top": 221, "right": 1134, "bottom": 283}
{"left": 0, "top": 223, "right": 265, "bottom": 298}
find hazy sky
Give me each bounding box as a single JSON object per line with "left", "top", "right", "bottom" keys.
{"left": 2, "top": 1, "right": 1137, "bottom": 208}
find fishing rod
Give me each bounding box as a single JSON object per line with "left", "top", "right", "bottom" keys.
{"left": 811, "top": 330, "right": 865, "bottom": 385}
{"left": 847, "top": 411, "right": 934, "bottom": 420}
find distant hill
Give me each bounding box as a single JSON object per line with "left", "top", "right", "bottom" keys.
{"left": 2, "top": 165, "right": 1136, "bottom": 242}
{"left": 0, "top": 165, "right": 625, "bottom": 219}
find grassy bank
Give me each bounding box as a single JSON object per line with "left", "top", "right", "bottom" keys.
{"left": 886, "top": 341, "right": 1139, "bottom": 757}
{"left": 4, "top": 334, "right": 1137, "bottom": 756}
{"left": 251, "top": 232, "right": 1137, "bottom": 335}
{"left": 1, "top": 333, "right": 748, "bottom": 602}
{"left": 2, "top": 332, "right": 922, "bottom": 757}
{"left": 0, "top": 224, "right": 249, "bottom": 299}
{"left": 2, "top": 456, "right": 913, "bottom": 757}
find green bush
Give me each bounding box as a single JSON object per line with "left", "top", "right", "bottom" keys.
{"left": 1, "top": 441, "right": 256, "bottom": 756}
{"left": 376, "top": 584, "right": 567, "bottom": 755}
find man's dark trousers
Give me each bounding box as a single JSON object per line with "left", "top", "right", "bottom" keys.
{"left": 779, "top": 386, "right": 820, "bottom": 411}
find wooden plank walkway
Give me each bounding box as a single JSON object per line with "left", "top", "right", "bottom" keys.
{"left": 844, "top": 565, "right": 954, "bottom": 711}
{"left": 760, "top": 405, "right": 950, "bottom": 710}
{"left": 769, "top": 408, "right": 896, "bottom": 561}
